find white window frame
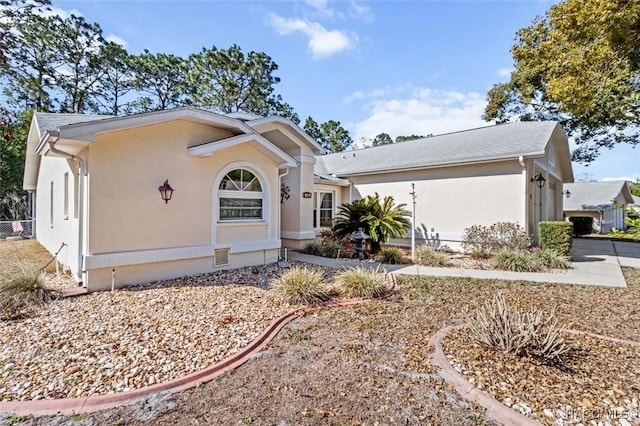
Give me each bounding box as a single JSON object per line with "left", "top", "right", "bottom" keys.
{"left": 63, "top": 172, "right": 69, "bottom": 220}
{"left": 214, "top": 162, "right": 269, "bottom": 225}
{"left": 313, "top": 190, "right": 335, "bottom": 229}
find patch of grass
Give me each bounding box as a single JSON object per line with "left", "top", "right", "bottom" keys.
{"left": 271, "top": 266, "right": 331, "bottom": 305}
{"left": 0, "top": 262, "right": 59, "bottom": 320}
{"left": 379, "top": 246, "right": 404, "bottom": 264}
{"left": 534, "top": 248, "right": 571, "bottom": 269}
{"left": 333, "top": 265, "right": 388, "bottom": 299}
{"left": 493, "top": 249, "right": 541, "bottom": 272}
{"left": 415, "top": 246, "right": 449, "bottom": 267}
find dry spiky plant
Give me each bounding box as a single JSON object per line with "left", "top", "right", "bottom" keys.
{"left": 468, "top": 292, "right": 570, "bottom": 364}
{"left": 0, "top": 262, "right": 59, "bottom": 320}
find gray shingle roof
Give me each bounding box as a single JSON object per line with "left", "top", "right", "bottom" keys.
{"left": 315, "top": 121, "right": 560, "bottom": 176}
{"left": 34, "top": 112, "right": 114, "bottom": 136}
{"left": 563, "top": 181, "right": 630, "bottom": 210}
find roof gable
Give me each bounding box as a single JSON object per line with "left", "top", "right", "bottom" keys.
{"left": 563, "top": 181, "right": 634, "bottom": 210}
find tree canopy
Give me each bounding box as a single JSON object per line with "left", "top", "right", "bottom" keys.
{"left": 484, "top": 0, "right": 640, "bottom": 163}
{"left": 304, "top": 117, "right": 353, "bottom": 152}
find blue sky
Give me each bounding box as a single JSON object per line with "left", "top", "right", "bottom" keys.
{"left": 54, "top": 0, "right": 639, "bottom": 182}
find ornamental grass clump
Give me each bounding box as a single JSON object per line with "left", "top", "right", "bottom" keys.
{"left": 415, "top": 246, "right": 449, "bottom": 267}
{"left": 493, "top": 249, "right": 541, "bottom": 272}
{"left": 333, "top": 265, "right": 389, "bottom": 299}
{"left": 468, "top": 292, "right": 570, "bottom": 364}
{"left": 271, "top": 266, "right": 331, "bottom": 305}
{"left": 0, "top": 263, "right": 59, "bottom": 320}
{"left": 534, "top": 248, "right": 571, "bottom": 270}
{"left": 380, "top": 246, "right": 404, "bottom": 264}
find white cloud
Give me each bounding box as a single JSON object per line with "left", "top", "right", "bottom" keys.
{"left": 497, "top": 67, "right": 513, "bottom": 77}
{"left": 602, "top": 176, "right": 640, "bottom": 182}
{"left": 350, "top": 1, "right": 374, "bottom": 22}
{"left": 268, "top": 13, "right": 356, "bottom": 59}
{"left": 351, "top": 87, "right": 490, "bottom": 144}
{"left": 39, "top": 6, "right": 82, "bottom": 19}
{"left": 105, "top": 34, "right": 128, "bottom": 48}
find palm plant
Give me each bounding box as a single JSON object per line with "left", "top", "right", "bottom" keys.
{"left": 333, "top": 193, "right": 410, "bottom": 253}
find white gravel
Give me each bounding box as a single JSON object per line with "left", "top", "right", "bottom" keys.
{"left": 0, "top": 263, "right": 295, "bottom": 401}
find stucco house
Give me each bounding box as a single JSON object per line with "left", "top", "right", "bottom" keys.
{"left": 23, "top": 108, "right": 323, "bottom": 291}
{"left": 24, "top": 108, "right": 574, "bottom": 291}
{"left": 312, "top": 121, "right": 574, "bottom": 250}
{"left": 563, "top": 181, "right": 634, "bottom": 234}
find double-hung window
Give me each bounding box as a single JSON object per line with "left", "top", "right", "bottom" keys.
{"left": 313, "top": 191, "right": 334, "bottom": 228}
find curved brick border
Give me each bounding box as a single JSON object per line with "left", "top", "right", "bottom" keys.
{"left": 0, "top": 298, "right": 369, "bottom": 416}
{"left": 430, "top": 324, "right": 640, "bottom": 426}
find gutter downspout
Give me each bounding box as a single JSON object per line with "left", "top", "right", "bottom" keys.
{"left": 278, "top": 168, "right": 290, "bottom": 249}
{"left": 47, "top": 132, "right": 86, "bottom": 285}
{"left": 518, "top": 156, "right": 528, "bottom": 232}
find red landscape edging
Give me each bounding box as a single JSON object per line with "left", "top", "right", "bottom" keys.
{"left": 0, "top": 297, "right": 371, "bottom": 416}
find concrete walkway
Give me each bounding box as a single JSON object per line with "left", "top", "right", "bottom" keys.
{"left": 289, "top": 238, "right": 638, "bottom": 288}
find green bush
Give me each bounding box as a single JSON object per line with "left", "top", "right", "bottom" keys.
{"left": 271, "top": 266, "right": 331, "bottom": 305}
{"left": 319, "top": 241, "right": 342, "bottom": 258}
{"left": 380, "top": 246, "right": 404, "bottom": 264}
{"left": 538, "top": 221, "right": 573, "bottom": 256}
{"left": 415, "top": 246, "right": 449, "bottom": 267}
{"left": 301, "top": 242, "right": 322, "bottom": 256}
{"left": 534, "top": 249, "right": 571, "bottom": 269}
{"left": 462, "top": 222, "right": 531, "bottom": 258}
{"left": 333, "top": 265, "right": 388, "bottom": 299}
{"left": 493, "top": 249, "right": 541, "bottom": 272}
{"left": 0, "top": 264, "right": 59, "bottom": 320}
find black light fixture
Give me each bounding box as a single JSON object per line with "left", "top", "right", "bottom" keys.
{"left": 563, "top": 189, "right": 571, "bottom": 198}
{"left": 158, "top": 180, "right": 174, "bottom": 204}
{"left": 532, "top": 173, "right": 546, "bottom": 188}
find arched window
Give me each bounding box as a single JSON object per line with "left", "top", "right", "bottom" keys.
{"left": 218, "top": 169, "right": 263, "bottom": 221}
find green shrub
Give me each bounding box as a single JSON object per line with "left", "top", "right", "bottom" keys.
{"left": 0, "top": 264, "right": 59, "bottom": 320}
{"left": 415, "top": 246, "right": 449, "bottom": 267}
{"left": 538, "top": 221, "right": 573, "bottom": 256}
{"left": 380, "top": 246, "right": 404, "bottom": 264}
{"left": 493, "top": 249, "right": 541, "bottom": 272}
{"left": 301, "top": 242, "right": 322, "bottom": 256}
{"left": 468, "top": 292, "right": 570, "bottom": 364}
{"left": 534, "top": 249, "right": 571, "bottom": 269}
{"left": 462, "top": 222, "right": 531, "bottom": 258}
{"left": 320, "top": 241, "right": 342, "bottom": 258}
{"left": 333, "top": 265, "right": 388, "bottom": 299}
{"left": 271, "top": 267, "right": 331, "bottom": 305}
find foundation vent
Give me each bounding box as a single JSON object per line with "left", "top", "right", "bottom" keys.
{"left": 214, "top": 248, "right": 230, "bottom": 267}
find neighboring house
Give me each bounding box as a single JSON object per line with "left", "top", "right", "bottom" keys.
{"left": 24, "top": 109, "right": 574, "bottom": 291}
{"left": 631, "top": 195, "right": 640, "bottom": 216}
{"left": 563, "top": 181, "right": 635, "bottom": 234}
{"left": 313, "top": 121, "right": 574, "bottom": 250}
{"left": 23, "top": 108, "right": 323, "bottom": 291}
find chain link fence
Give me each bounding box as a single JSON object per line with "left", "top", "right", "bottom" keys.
{"left": 0, "top": 220, "right": 34, "bottom": 238}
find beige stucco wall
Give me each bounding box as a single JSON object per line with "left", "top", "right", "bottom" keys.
{"left": 86, "top": 248, "right": 279, "bottom": 291}
{"left": 81, "top": 119, "right": 282, "bottom": 290}
{"left": 347, "top": 160, "right": 527, "bottom": 250}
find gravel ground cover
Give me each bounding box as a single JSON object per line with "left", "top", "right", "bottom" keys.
{"left": 2, "top": 238, "right": 639, "bottom": 425}
{"left": 0, "top": 264, "right": 296, "bottom": 401}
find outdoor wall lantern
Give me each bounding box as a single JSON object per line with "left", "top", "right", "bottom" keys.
{"left": 158, "top": 180, "right": 174, "bottom": 204}
{"left": 532, "top": 173, "right": 546, "bottom": 188}
{"left": 302, "top": 191, "right": 312, "bottom": 198}
{"left": 563, "top": 189, "right": 572, "bottom": 199}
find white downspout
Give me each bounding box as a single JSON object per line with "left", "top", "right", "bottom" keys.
{"left": 47, "top": 132, "right": 86, "bottom": 285}
{"left": 278, "top": 168, "right": 290, "bottom": 247}
{"left": 518, "top": 156, "right": 528, "bottom": 231}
